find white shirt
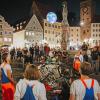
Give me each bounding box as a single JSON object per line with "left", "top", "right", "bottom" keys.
{"left": 70, "top": 79, "right": 100, "bottom": 100}
{"left": 14, "top": 78, "right": 47, "bottom": 100}
{"left": 0, "top": 64, "right": 12, "bottom": 76}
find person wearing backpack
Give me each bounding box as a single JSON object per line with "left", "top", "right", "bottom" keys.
{"left": 69, "top": 62, "right": 100, "bottom": 100}
{"left": 14, "top": 64, "right": 47, "bottom": 100}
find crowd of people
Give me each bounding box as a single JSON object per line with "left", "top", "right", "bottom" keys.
{"left": 0, "top": 42, "right": 100, "bottom": 100}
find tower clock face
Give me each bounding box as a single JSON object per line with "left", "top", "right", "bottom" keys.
{"left": 82, "top": 7, "right": 88, "bottom": 14}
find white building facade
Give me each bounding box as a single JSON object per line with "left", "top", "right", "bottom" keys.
{"left": 91, "top": 23, "right": 100, "bottom": 47}
{"left": 43, "top": 19, "right": 62, "bottom": 48}
{"left": 13, "top": 14, "right": 43, "bottom": 48}
{"left": 0, "top": 15, "right": 14, "bottom": 46}
{"left": 69, "top": 27, "right": 81, "bottom": 49}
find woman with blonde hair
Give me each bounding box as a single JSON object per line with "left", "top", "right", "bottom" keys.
{"left": 14, "top": 64, "right": 47, "bottom": 100}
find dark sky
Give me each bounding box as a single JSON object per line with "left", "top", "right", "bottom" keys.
{"left": 0, "top": 0, "right": 100, "bottom": 25}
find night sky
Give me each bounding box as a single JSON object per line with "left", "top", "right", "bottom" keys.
{"left": 0, "top": 0, "right": 100, "bottom": 25}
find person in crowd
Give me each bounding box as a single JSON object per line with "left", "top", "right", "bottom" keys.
{"left": 73, "top": 57, "right": 81, "bottom": 72}
{"left": 29, "top": 46, "right": 34, "bottom": 59}
{"left": 14, "top": 64, "right": 47, "bottom": 100}
{"left": 44, "top": 43, "right": 50, "bottom": 57}
{"left": 34, "top": 43, "right": 39, "bottom": 62}
{"left": 24, "top": 52, "right": 33, "bottom": 65}
{"left": 81, "top": 42, "right": 88, "bottom": 51}
{"left": 0, "top": 53, "right": 15, "bottom": 100}
{"left": 83, "top": 51, "right": 88, "bottom": 62}
{"left": 91, "top": 47, "right": 99, "bottom": 74}
{"left": 10, "top": 48, "right": 15, "bottom": 60}
{"left": 69, "top": 62, "right": 100, "bottom": 100}
{"left": 98, "top": 46, "right": 100, "bottom": 71}
{"left": 74, "top": 50, "right": 83, "bottom": 63}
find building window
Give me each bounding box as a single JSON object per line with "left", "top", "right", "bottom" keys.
{"left": 72, "top": 34, "right": 73, "bottom": 37}
{"left": 77, "top": 34, "right": 78, "bottom": 36}
{"left": 87, "top": 18, "right": 89, "bottom": 21}
{"left": 96, "top": 29, "right": 98, "bottom": 32}
{"left": 52, "top": 25, "right": 54, "bottom": 28}
{"left": 45, "top": 37, "right": 47, "bottom": 40}
{"left": 77, "top": 29, "right": 78, "bottom": 31}
{"left": 99, "top": 34, "right": 100, "bottom": 37}
{"left": 8, "top": 38, "right": 11, "bottom": 42}
{"left": 0, "top": 32, "right": 2, "bottom": 35}
{"left": 55, "top": 25, "right": 57, "bottom": 28}
{"left": 72, "top": 39, "right": 73, "bottom": 41}
{"left": 93, "top": 34, "right": 95, "bottom": 37}
{"left": 0, "top": 20, "right": 2, "bottom": 22}
{"left": 87, "top": 30, "right": 89, "bottom": 32}
{"left": 71, "top": 29, "right": 73, "bottom": 31}
{"left": 93, "top": 40, "right": 95, "bottom": 43}
{"left": 0, "top": 25, "right": 2, "bottom": 28}
{"left": 45, "top": 30, "right": 47, "bottom": 33}
{"left": 58, "top": 26, "right": 60, "bottom": 29}
{"left": 93, "top": 29, "right": 95, "bottom": 32}
{"left": 45, "top": 23, "right": 47, "bottom": 26}
{"left": 96, "top": 34, "right": 98, "bottom": 37}
{"left": 49, "top": 38, "right": 51, "bottom": 41}
{"left": 4, "top": 38, "right": 8, "bottom": 42}
{"left": 93, "top": 24, "right": 95, "bottom": 27}
{"left": 96, "top": 24, "right": 98, "bottom": 27}
{"left": 77, "top": 39, "right": 78, "bottom": 41}
{"left": 49, "top": 24, "right": 51, "bottom": 27}
{"left": 26, "top": 32, "right": 29, "bottom": 36}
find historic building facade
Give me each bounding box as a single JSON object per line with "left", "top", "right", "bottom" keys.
{"left": 91, "top": 23, "right": 100, "bottom": 46}
{"left": 13, "top": 14, "right": 43, "bottom": 48}
{"left": 43, "top": 19, "right": 62, "bottom": 48}
{"left": 0, "top": 15, "right": 14, "bottom": 46}
{"left": 80, "top": 0, "right": 95, "bottom": 41}
{"left": 69, "top": 27, "right": 81, "bottom": 48}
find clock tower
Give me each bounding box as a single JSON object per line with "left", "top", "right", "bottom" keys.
{"left": 80, "top": 0, "right": 95, "bottom": 41}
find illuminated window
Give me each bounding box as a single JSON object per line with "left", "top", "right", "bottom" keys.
{"left": 4, "top": 38, "right": 8, "bottom": 42}
{"left": 8, "top": 38, "right": 11, "bottom": 42}
{"left": 32, "top": 32, "right": 34, "bottom": 35}
{"left": 26, "top": 32, "right": 29, "bottom": 35}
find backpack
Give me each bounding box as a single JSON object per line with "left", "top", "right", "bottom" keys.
{"left": 81, "top": 79, "right": 94, "bottom": 100}
{"left": 21, "top": 84, "right": 36, "bottom": 100}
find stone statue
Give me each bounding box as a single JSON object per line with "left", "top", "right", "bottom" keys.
{"left": 62, "top": 1, "right": 69, "bottom": 26}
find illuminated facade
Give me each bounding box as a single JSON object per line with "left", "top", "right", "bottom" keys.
{"left": 13, "top": 14, "right": 43, "bottom": 48}
{"left": 43, "top": 19, "right": 62, "bottom": 48}
{"left": 91, "top": 23, "right": 100, "bottom": 46}
{"left": 80, "top": 0, "right": 95, "bottom": 41}
{"left": 0, "top": 15, "right": 14, "bottom": 46}
{"left": 69, "top": 27, "right": 81, "bottom": 48}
